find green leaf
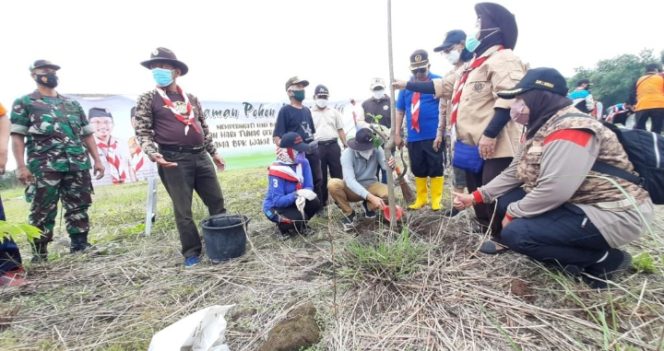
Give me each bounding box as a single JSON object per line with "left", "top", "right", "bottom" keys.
{"left": 0, "top": 220, "right": 42, "bottom": 242}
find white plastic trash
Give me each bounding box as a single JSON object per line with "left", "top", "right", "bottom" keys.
{"left": 148, "top": 305, "right": 234, "bottom": 351}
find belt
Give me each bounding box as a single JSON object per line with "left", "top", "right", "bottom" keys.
{"left": 159, "top": 144, "right": 205, "bottom": 153}
{"left": 595, "top": 198, "right": 635, "bottom": 210}
{"left": 318, "top": 139, "right": 338, "bottom": 146}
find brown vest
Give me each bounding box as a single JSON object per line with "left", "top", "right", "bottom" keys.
{"left": 516, "top": 106, "right": 649, "bottom": 206}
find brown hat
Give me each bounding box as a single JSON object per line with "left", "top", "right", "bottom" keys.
{"left": 284, "top": 76, "right": 309, "bottom": 91}
{"left": 409, "top": 49, "right": 429, "bottom": 70}
{"left": 141, "top": 47, "right": 189, "bottom": 75}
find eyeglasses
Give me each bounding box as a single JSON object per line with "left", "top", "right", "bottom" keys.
{"left": 411, "top": 68, "right": 427, "bottom": 74}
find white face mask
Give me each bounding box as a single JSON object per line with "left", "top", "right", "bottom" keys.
{"left": 372, "top": 89, "right": 385, "bottom": 100}
{"left": 358, "top": 149, "right": 374, "bottom": 159}
{"left": 446, "top": 50, "right": 461, "bottom": 65}
{"left": 315, "top": 99, "right": 328, "bottom": 108}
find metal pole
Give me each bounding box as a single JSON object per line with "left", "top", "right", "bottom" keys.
{"left": 144, "top": 177, "right": 157, "bottom": 236}
{"left": 385, "top": 0, "right": 397, "bottom": 228}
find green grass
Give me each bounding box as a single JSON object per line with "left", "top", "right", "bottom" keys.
{"left": 223, "top": 151, "right": 274, "bottom": 170}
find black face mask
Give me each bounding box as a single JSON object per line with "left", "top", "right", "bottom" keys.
{"left": 34, "top": 73, "right": 58, "bottom": 88}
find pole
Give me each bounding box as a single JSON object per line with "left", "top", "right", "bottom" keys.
{"left": 385, "top": 0, "right": 397, "bottom": 228}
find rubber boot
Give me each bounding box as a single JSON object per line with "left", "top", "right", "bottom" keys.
{"left": 70, "top": 233, "right": 93, "bottom": 253}
{"left": 408, "top": 177, "right": 428, "bottom": 210}
{"left": 430, "top": 176, "right": 444, "bottom": 211}
{"left": 31, "top": 241, "right": 48, "bottom": 263}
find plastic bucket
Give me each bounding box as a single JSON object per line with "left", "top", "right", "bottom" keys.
{"left": 201, "top": 213, "right": 249, "bottom": 263}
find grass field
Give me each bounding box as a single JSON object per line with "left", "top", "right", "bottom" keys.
{"left": 1, "top": 167, "right": 663, "bottom": 350}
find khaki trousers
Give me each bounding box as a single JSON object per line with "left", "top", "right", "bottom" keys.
{"left": 327, "top": 178, "right": 388, "bottom": 215}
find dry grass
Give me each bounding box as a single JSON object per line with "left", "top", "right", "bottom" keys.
{"left": 1, "top": 168, "right": 663, "bottom": 350}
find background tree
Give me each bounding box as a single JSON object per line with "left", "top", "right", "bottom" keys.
{"left": 567, "top": 49, "right": 661, "bottom": 108}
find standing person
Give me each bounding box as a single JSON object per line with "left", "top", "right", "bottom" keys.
{"left": 453, "top": 68, "right": 653, "bottom": 289}
{"left": 311, "top": 85, "right": 347, "bottom": 206}
{"left": 11, "top": 60, "right": 105, "bottom": 262}
{"left": 134, "top": 48, "right": 226, "bottom": 268}
{"left": 362, "top": 78, "right": 391, "bottom": 184}
{"left": 432, "top": 29, "right": 474, "bottom": 215}
{"left": 263, "top": 132, "right": 321, "bottom": 238}
{"left": 273, "top": 77, "right": 322, "bottom": 200}
{"left": 128, "top": 106, "right": 159, "bottom": 181}
{"left": 0, "top": 102, "right": 27, "bottom": 287}
{"left": 328, "top": 128, "right": 396, "bottom": 231}
{"left": 394, "top": 2, "right": 526, "bottom": 230}
{"left": 394, "top": 49, "right": 444, "bottom": 211}
{"left": 89, "top": 107, "right": 131, "bottom": 185}
{"left": 629, "top": 63, "right": 664, "bottom": 134}
{"left": 568, "top": 79, "right": 595, "bottom": 114}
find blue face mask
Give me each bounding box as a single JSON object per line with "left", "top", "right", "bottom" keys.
{"left": 152, "top": 68, "right": 174, "bottom": 87}
{"left": 465, "top": 36, "right": 481, "bottom": 53}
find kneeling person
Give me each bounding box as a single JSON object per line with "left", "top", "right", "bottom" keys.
{"left": 263, "top": 132, "right": 321, "bottom": 238}
{"left": 328, "top": 128, "right": 395, "bottom": 231}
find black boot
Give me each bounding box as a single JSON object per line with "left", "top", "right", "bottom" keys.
{"left": 70, "top": 233, "right": 93, "bottom": 253}
{"left": 31, "top": 241, "right": 48, "bottom": 263}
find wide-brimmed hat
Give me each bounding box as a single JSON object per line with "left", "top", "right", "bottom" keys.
{"left": 409, "top": 49, "right": 430, "bottom": 70}
{"left": 30, "top": 59, "right": 60, "bottom": 71}
{"left": 497, "top": 67, "right": 568, "bottom": 99}
{"left": 347, "top": 128, "right": 377, "bottom": 151}
{"left": 141, "top": 47, "right": 189, "bottom": 75}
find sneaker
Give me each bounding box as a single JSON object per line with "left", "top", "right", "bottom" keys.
{"left": 184, "top": 256, "right": 201, "bottom": 268}
{"left": 362, "top": 201, "right": 377, "bottom": 219}
{"left": 341, "top": 211, "right": 356, "bottom": 231}
{"left": 584, "top": 249, "right": 632, "bottom": 288}
{"left": 296, "top": 225, "right": 315, "bottom": 237}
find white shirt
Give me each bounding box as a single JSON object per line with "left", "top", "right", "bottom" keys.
{"left": 312, "top": 107, "right": 345, "bottom": 141}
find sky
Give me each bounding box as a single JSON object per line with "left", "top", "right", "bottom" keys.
{"left": 2, "top": 0, "right": 662, "bottom": 110}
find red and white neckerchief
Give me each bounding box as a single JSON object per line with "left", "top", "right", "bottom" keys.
{"left": 97, "top": 137, "right": 128, "bottom": 184}
{"left": 449, "top": 51, "right": 498, "bottom": 126}
{"left": 130, "top": 144, "right": 146, "bottom": 173}
{"left": 156, "top": 86, "right": 201, "bottom": 135}
{"left": 410, "top": 92, "right": 421, "bottom": 132}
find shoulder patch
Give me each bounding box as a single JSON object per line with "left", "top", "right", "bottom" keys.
{"left": 543, "top": 129, "right": 593, "bottom": 147}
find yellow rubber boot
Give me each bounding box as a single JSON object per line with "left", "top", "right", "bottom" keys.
{"left": 430, "top": 176, "right": 445, "bottom": 211}
{"left": 408, "top": 177, "right": 428, "bottom": 210}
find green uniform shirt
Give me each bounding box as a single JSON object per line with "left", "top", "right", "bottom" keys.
{"left": 10, "top": 91, "right": 94, "bottom": 173}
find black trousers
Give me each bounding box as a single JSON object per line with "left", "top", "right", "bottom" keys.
{"left": 317, "top": 140, "right": 342, "bottom": 205}
{"left": 497, "top": 188, "right": 610, "bottom": 268}
{"left": 634, "top": 108, "right": 664, "bottom": 134}
{"left": 275, "top": 198, "right": 322, "bottom": 233}
{"left": 306, "top": 151, "right": 323, "bottom": 201}
{"left": 159, "top": 149, "right": 225, "bottom": 258}
{"left": 465, "top": 157, "right": 513, "bottom": 230}
{"left": 407, "top": 139, "right": 443, "bottom": 177}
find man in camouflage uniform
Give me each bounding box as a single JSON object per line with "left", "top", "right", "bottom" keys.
{"left": 10, "top": 60, "right": 104, "bottom": 262}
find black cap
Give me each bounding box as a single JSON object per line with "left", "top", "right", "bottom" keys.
{"left": 279, "top": 132, "right": 311, "bottom": 152}
{"left": 497, "top": 67, "right": 568, "bottom": 99}
{"left": 347, "top": 128, "right": 377, "bottom": 151}
{"left": 88, "top": 107, "right": 113, "bottom": 119}
{"left": 433, "top": 30, "right": 467, "bottom": 52}
{"left": 30, "top": 59, "right": 60, "bottom": 71}
{"left": 314, "top": 84, "right": 329, "bottom": 97}
{"left": 409, "top": 49, "right": 429, "bottom": 70}
{"left": 285, "top": 76, "right": 310, "bottom": 91}
{"left": 141, "top": 47, "right": 189, "bottom": 75}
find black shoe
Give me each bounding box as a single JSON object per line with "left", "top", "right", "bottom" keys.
{"left": 341, "top": 211, "right": 356, "bottom": 231}
{"left": 362, "top": 201, "right": 377, "bottom": 219}
{"left": 584, "top": 249, "right": 632, "bottom": 288}
{"left": 70, "top": 233, "right": 93, "bottom": 253}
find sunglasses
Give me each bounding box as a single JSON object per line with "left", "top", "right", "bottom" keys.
{"left": 411, "top": 68, "right": 427, "bottom": 74}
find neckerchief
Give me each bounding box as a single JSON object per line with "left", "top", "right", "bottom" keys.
{"left": 155, "top": 86, "right": 201, "bottom": 135}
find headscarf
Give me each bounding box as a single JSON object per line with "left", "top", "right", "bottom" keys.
{"left": 474, "top": 2, "right": 518, "bottom": 56}
{"left": 275, "top": 147, "right": 296, "bottom": 165}
{"left": 522, "top": 90, "right": 574, "bottom": 139}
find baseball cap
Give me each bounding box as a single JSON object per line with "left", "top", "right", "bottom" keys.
{"left": 497, "top": 67, "right": 569, "bottom": 99}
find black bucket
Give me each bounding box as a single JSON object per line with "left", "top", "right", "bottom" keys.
{"left": 201, "top": 213, "right": 249, "bottom": 263}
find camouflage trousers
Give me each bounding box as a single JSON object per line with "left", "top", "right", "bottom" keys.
{"left": 28, "top": 171, "right": 93, "bottom": 244}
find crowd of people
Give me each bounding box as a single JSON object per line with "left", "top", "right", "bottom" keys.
{"left": 1, "top": 2, "right": 661, "bottom": 289}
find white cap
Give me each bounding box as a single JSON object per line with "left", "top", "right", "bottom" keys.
{"left": 370, "top": 78, "right": 386, "bottom": 90}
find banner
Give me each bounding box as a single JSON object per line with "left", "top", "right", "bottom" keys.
{"left": 70, "top": 94, "right": 360, "bottom": 186}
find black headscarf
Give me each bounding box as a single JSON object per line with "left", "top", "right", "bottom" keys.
{"left": 522, "top": 90, "right": 573, "bottom": 139}
{"left": 474, "top": 2, "right": 518, "bottom": 56}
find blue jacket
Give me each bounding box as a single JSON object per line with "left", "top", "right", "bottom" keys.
{"left": 262, "top": 158, "right": 313, "bottom": 222}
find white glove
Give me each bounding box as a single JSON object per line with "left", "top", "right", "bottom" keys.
{"left": 295, "top": 195, "right": 307, "bottom": 219}
{"left": 296, "top": 188, "right": 317, "bottom": 200}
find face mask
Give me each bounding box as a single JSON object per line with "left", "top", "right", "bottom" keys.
{"left": 292, "top": 90, "right": 305, "bottom": 102}
{"left": 34, "top": 73, "right": 58, "bottom": 88}
{"left": 152, "top": 68, "right": 174, "bottom": 87}
{"left": 446, "top": 50, "right": 461, "bottom": 65}
{"left": 358, "top": 149, "right": 374, "bottom": 160}
{"left": 510, "top": 100, "right": 530, "bottom": 125}
{"left": 372, "top": 90, "right": 385, "bottom": 100}
{"left": 315, "top": 99, "right": 328, "bottom": 108}
{"left": 465, "top": 36, "right": 481, "bottom": 53}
